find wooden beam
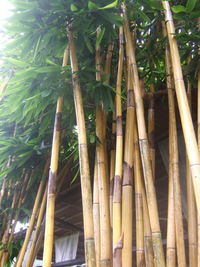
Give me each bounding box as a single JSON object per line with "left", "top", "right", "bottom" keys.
{"left": 38, "top": 258, "right": 85, "bottom": 267}
{"left": 55, "top": 217, "right": 83, "bottom": 232}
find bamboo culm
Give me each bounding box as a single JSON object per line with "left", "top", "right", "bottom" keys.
{"left": 112, "top": 27, "right": 124, "bottom": 267}
{"left": 68, "top": 28, "right": 96, "bottom": 267}
{"left": 122, "top": 4, "right": 165, "bottom": 266}
{"left": 162, "top": 1, "right": 200, "bottom": 216}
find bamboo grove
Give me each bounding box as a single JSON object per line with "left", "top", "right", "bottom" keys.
{"left": 0, "top": 0, "right": 200, "bottom": 266}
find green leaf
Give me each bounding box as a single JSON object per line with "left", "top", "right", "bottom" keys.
{"left": 88, "top": 1, "right": 98, "bottom": 10}
{"left": 96, "top": 27, "right": 105, "bottom": 46}
{"left": 70, "top": 4, "right": 78, "bottom": 12}
{"left": 186, "top": 0, "right": 197, "bottom": 12}
{"left": 89, "top": 135, "right": 95, "bottom": 144}
{"left": 83, "top": 36, "right": 94, "bottom": 53}
{"left": 98, "top": 0, "right": 118, "bottom": 10}
{"left": 5, "top": 58, "right": 28, "bottom": 68}
{"left": 136, "top": 8, "right": 151, "bottom": 23}
{"left": 35, "top": 66, "right": 60, "bottom": 73}
{"left": 171, "top": 5, "right": 187, "bottom": 13}
{"left": 100, "top": 12, "right": 123, "bottom": 26}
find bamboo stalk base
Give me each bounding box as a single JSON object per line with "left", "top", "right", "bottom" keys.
{"left": 100, "top": 259, "right": 111, "bottom": 267}
{"left": 113, "top": 249, "right": 122, "bottom": 267}
{"left": 189, "top": 244, "right": 197, "bottom": 267}
{"left": 85, "top": 238, "right": 96, "bottom": 267}
{"left": 166, "top": 248, "right": 176, "bottom": 267}
{"left": 144, "top": 236, "right": 154, "bottom": 267}
{"left": 136, "top": 250, "right": 145, "bottom": 267}
{"left": 152, "top": 232, "right": 165, "bottom": 267}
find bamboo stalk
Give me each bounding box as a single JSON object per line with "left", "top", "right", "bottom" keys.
{"left": 133, "top": 84, "right": 154, "bottom": 266}
{"left": 143, "top": 190, "right": 154, "bottom": 267}
{"left": 25, "top": 186, "right": 47, "bottom": 267}
{"left": 107, "top": 42, "right": 115, "bottom": 231}
{"left": 25, "top": 160, "right": 71, "bottom": 267}
{"left": 134, "top": 121, "right": 145, "bottom": 267}
{"left": 148, "top": 85, "right": 155, "bottom": 180}
{"left": 163, "top": 41, "right": 176, "bottom": 267}
{"left": 42, "top": 97, "right": 63, "bottom": 267}
{"left": 104, "top": 42, "right": 114, "bottom": 200}
{"left": 164, "top": 37, "right": 186, "bottom": 266}
{"left": 16, "top": 161, "right": 49, "bottom": 267}
{"left": 68, "top": 28, "right": 96, "bottom": 267}
{"left": 93, "top": 156, "right": 101, "bottom": 267}
{"left": 95, "top": 28, "right": 112, "bottom": 267}
{"left": 162, "top": 1, "right": 200, "bottom": 216}
{"left": 186, "top": 59, "right": 197, "bottom": 267}
{"left": 112, "top": 27, "right": 124, "bottom": 267}
{"left": 109, "top": 143, "right": 116, "bottom": 229}
{"left": 121, "top": 55, "right": 134, "bottom": 267}
{"left": 122, "top": 4, "right": 165, "bottom": 266}
{"left": 96, "top": 107, "right": 112, "bottom": 267}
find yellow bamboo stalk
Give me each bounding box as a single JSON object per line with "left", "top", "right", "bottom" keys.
{"left": 41, "top": 44, "right": 70, "bottom": 267}
{"left": 109, "top": 146, "right": 116, "bottom": 229}
{"left": 96, "top": 107, "right": 111, "bottom": 267}
{"left": 148, "top": 85, "right": 155, "bottom": 180}
{"left": 186, "top": 60, "right": 197, "bottom": 267}
{"left": 122, "top": 4, "right": 165, "bottom": 266}
{"left": 113, "top": 27, "right": 124, "bottom": 267}
{"left": 68, "top": 28, "right": 96, "bottom": 267}
{"left": 25, "top": 160, "right": 71, "bottom": 267}
{"left": 95, "top": 28, "right": 111, "bottom": 267}
{"left": 25, "top": 186, "right": 47, "bottom": 267}
{"left": 164, "top": 41, "right": 176, "bottom": 267}
{"left": 104, "top": 43, "right": 114, "bottom": 198}
{"left": 16, "top": 162, "right": 49, "bottom": 267}
{"left": 107, "top": 43, "right": 115, "bottom": 230}
{"left": 93, "top": 156, "right": 101, "bottom": 267}
{"left": 166, "top": 159, "right": 176, "bottom": 267}
{"left": 162, "top": 1, "right": 200, "bottom": 216}
{"left": 164, "top": 38, "right": 186, "bottom": 266}
{"left": 42, "top": 97, "right": 63, "bottom": 267}
{"left": 134, "top": 122, "right": 145, "bottom": 266}
{"left": 143, "top": 190, "right": 154, "bottom": 267}
{"left": 121, "top": 54, "right": 134, "bottom": 267}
